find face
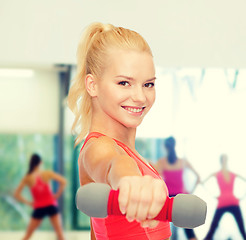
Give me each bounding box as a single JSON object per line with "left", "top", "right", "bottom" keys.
{"left": 93, "top": 49, "right": 156, "bottom": 129}
{"left": 220, "top": 154, "right": 228, "bottom": 167}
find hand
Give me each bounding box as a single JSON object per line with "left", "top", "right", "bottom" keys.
{"left": 117, "top": 175, "right": 168, "bottom": 228}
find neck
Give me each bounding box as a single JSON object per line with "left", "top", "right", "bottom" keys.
{"left": 90, "top": 112, "right": 137, "bottom": 149}
{"left": 221, "top": 166, "right": 228, "bottom": 171}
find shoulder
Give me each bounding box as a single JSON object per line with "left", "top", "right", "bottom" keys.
{"left": 42, "top": 169, "right": 53, "bottom": 175}
{"left": 80, "top": 135, "right": 126, "bottom": 170}
{"left": 230, "top": 171, "right": 237, "bottom": 177}
{"left": 174, "top": 158, "right": 184, "bottom": 167}
{"left": 181, "top": 158, "right": 188, "bottom": 164}
{"left": 79, "top": 135, "right": 137, "bottom": 184}
{"left": 82, "top": 135, "right": 123, "bottom": 160}
{"left": 158, "top": 157, "right": 168, "bottom": 163}
{"left": 21, "top": 175, "right": 29, "bottom": 184}
{"left": 156, "top": 157, "right": 167, "bottom": 165}
{"left": 42, "top": 170, "right": 55, "bottom": 180}
{"left": 181, "top": 158, "right": 193, "bottom": 168}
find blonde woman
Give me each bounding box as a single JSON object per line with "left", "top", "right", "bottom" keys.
{"left": 68, "top": 22, "right": 171, "bottom": 239}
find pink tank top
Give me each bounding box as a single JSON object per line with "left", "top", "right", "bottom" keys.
{"left": 162, "top": 169, "right": 185, "bottom": 196}
{"left": 216, "top": 171, "right": 239, "bottom": 208}
{"left": 30, "top": 176, "right": 57, "bottom": 209}
{"left": 80, "top": 132, "right": 171, "bottom": 240}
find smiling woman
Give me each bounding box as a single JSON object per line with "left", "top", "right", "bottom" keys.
{"left": 67, "top": 22, "right": 171, "bottom": 240}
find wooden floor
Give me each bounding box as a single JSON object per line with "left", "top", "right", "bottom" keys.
{"left": 0, "top": 231, "right": 90, "bottom": 240}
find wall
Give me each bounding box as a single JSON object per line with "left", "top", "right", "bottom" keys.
{"left": 0, "top": 69, "right": 59, "bottom": 133}
{"left": 0, "top": 0, "right": 246, "bottom": 69}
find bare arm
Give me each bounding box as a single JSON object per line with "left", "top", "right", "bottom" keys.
{"left": 47, "top": 170, "right": 67, "bottom": 199}
{"left": 233, "top": 173, "right": 246, "bottom": 200}
{"left": 236, "top": 173, "right": 246, "bottom": 182}
{"left": 184, "top": 159, "right": 200, "bottom": 182}
{"left": 83, "top": 136, "right": 142, "bottom": 186}
{"left": 82, "top": 136, "right": 167, "bottom": 228}
{"left": 14, "top": 177, "right": 32, "bottom": 207}
{"left": 183, "top": 159, "right": 201, "bottom": 193}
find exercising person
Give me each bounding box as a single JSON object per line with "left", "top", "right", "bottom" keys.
{"left": 156, "top": 136, "right": 200, "bottom": 240}
{"left": 68, "top": 22, "right": 172, "bottom": 239}
{"left": 203, "top": 154, "right": 246, "bottom": 240}
{"left": 14, "top": 153, "right": 67, "bottom": 240}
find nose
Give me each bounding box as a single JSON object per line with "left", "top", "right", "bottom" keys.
{"left": 131, "top": 85, "right": 146, "bottom": 103}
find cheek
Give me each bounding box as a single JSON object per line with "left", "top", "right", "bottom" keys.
{"left": 109, "top": 89, "right": 129, "bottom": 103}
{"left": 99, "top": 88, "right": 123, "bottom": 106}
{"left": 148, "top": 91, "right": 156, "bottom": 105}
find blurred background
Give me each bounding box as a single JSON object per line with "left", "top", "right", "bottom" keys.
{"left": 1, "top": 0, "right": 246, "bottom": 239}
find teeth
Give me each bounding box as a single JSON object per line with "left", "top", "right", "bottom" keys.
{"left": 124, "top": 107, "right": 143, "bottom": 113}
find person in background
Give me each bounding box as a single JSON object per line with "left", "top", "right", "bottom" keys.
{"left": 14, "top": 153, "right": 67, "bottom": 240}
{"left": 155, "top": 136, "right": 200, "bottom": 240}
{"left": 203, "top": 154, "right": 246, "bottom": 240}
{"left": 67, "top": 22, "right": 172, "bottom": 240}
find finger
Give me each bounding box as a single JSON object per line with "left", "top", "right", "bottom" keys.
{"left": 118, "top": 179, "right": 130, "bottom": 215}
{"left": 135, "top": 177, "right": 153, "bottom": 221}
{"left": 135, "top": 186, "right": 152, "bottom": 222}
{"left": 147, "top": 220, "right": 159, "bottom": 228}
{"left": 140, "top": 220, "right": 159, "bottom": 228}
{"left": 126, "top": 182, "right": 141, "bottom": 222}
{"left": 147, "top": 180, "right": 167, "bottom": 219}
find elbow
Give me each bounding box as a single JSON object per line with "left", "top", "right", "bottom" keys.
{"left": 63, "top": 178, "right": 67, "bottom": 187}
{"left": 13, "top": 192, "right": 19, "bottom": 201}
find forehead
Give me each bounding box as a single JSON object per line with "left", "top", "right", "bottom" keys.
{"left": 104, "top": 49, "right": 155, "bottom": 78}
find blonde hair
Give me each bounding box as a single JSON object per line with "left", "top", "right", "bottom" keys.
{"left": 67, "top": 22, "right": 152, "bottom": 145}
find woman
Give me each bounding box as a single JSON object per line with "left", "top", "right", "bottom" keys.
{"left": 14, "top": 153, "right": 67, "bottom": 240}
{"left": 156, "top": 136, "right": 200, "bottom": 240}
{"left": 68, "top": 22, "right": 172, "bottom": 239}
{"left": 203, "top": 154, "right": 246, "bottom": 240}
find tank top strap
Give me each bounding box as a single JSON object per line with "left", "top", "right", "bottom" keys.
{"left": 80, "top": 132, "right": 105, "bottom": 152}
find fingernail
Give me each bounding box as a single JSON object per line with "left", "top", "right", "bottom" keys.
{"left": 127, "top": 217, "right": 134, "bottom": 222}
{"left": 120, "top": 207, "right": 126, "bottom": 215}
{"left": 142, "top": 222, "right": 148, "bottom": 228}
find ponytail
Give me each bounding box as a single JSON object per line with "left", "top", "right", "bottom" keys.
{"left": 165, "top": 137, "right": 177, "bottom": 164}
{"left": 27, "top": 154, "right": 41, "bottom": 175}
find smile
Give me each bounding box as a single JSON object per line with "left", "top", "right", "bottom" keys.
{"left": 122, "top": 106, "right": 145, "bottom": 113}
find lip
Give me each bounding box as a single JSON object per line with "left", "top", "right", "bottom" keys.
{"left": 121, "top": 106, "right": 145, "bottom": 116}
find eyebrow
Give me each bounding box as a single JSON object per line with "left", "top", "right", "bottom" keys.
{"left": 115, "top": 75, "right": 156, "bottom": 81}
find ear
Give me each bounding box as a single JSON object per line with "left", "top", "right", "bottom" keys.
{"left": 85, "top": 74, "right": 97, "bottom": 97}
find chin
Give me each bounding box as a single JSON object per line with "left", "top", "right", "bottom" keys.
{"left": 122, "top": 120, "right": 143, "bottom": 129}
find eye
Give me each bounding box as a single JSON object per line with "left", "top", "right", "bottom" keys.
{"left": 144, "top": 82, "right": 155, "bottom": 88}
{"left": 118, "top": 81, "right": 130, "bottom": 86}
